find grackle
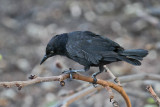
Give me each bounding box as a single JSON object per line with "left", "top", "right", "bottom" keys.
{"left": 40, "top": 31, "right": 148, "bottom": 84}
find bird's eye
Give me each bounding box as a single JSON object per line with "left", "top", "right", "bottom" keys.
{"left": 50, "top": 51, "right": 54, "bottom": 54}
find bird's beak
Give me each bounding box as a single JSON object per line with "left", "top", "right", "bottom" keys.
{"left": 40, "top": 55, "right": 48, "bottom": 65}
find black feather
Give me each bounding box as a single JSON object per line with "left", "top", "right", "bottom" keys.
{"left": 120, "top": 49, "right": 148, "bottom": 57}
{"left": 41, "top": 31, "right": 148, "bottom": 68}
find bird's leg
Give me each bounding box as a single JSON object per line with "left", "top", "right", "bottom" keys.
{"left": 91, "top": 65, "right": 104, "bottom": 87}
{"left": 62, "top": 66, "right": 90, "bottom": 80}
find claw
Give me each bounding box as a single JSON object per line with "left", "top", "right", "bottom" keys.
{"left": 91, "top": 75, "right": 98, "bottom": 88}
{"left": 91, "top": 66, "right": 104, "bottom": 88}
{"left": 70, "top": 73, "right": 73, "bottom": 79}
{"left": 92, "top": 76, "right": 97, "bottom": 84}
{"left": 62, "top": 68, "right": 86, "bottom": 81}
{"left": 114, "top": 77, "right": 122, "bottom": 87}
{"left": 93, "top": 84, "right": 97, "bottom": 88}
{"left": 62, "top": 69, "right": 75, "bottom": 80}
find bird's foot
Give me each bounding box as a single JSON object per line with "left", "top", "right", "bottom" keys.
{"left": 62, "top": 68, "right": 76, "bottom": 80}
{"left": 91, "top": 75, "right": 98, "bottom": 88}
{"left": 114, "top": 77, "right": 122, "bottom": 87}
{"left": 62, "top": 68, "right": 86, "bottom": 80}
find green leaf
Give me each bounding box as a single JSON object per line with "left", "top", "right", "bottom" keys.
{"left": 47, "top": 101, "right": 57, "bottom": 107}
{"left": 147, "top": 97, "right": 156, "bottom": 104}
{"left": 144, "top": 104, "right": 158, "bottom": 107}
{"left": 0, "top": 54, "right": 2, "bottom": 61}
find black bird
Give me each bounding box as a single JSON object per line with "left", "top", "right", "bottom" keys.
{"left": 40, "top": 31, "right": 148, "bottom": 83}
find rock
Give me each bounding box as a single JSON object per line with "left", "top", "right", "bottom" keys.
{"left": 111, "top": 21, "right": 122, "bottom": 33}
{"left": 95, "top": 2, "right": 114, "bottom": 14}
{"left": 132, "top": 20, "right": 147, "bottom": 31}
{"left": 1, "top": 89, "right": 16, "bottom": 99}
{"left": 84, "top": 11, "right": 96, "bottom": 22}
{"left": 1, "top": 17, "right": 20, "bottom": 29}
{"left": 69, "top": 2, "right": 82, "bottom": 18}
{"left": 45, "top": 93, "right": 56, "bottom": 102}
{"left": 46, "top": 24, "right": 58, "bottom": 35}
{"left": 58, "top": 89, "right": 69, "bottom": 97}
{"left": 124, "top": 3, "right": 144, "bottom": 16}
{"left": 110, "top": 63, "right": 132, "bottom": 75}
{"left": 0, "top": 59, "right": 7, "bottom": 74}
{"left": 41, "top": 82, "right": 56, "bottom": 91}
{"left": 0, "top": 98, "right": 8, "bottom": 107}
{"left": 16, "top": 58, "right": 31, "bottom": 72}
{"left": 145, "top": 44, "right": 155, "bottom": 50}
{"left": 30, "top": 65, "right": 46, "bottom": 75}
{"left": 56, "top": 28, "right": 68, "bottom": 34}
{"left": 153, "top": 82, "right": 160, "bottom": 93}
{"left": 147, "top": 50, "right": 157, "bottom": 60}
{"left": 155, "top": 42, "right": 160, "bottom": 50}
{"left": 26, "top": 23, "right": 46, "bottom": 40}
{"left": 22, "top": 95, "right": 33, "bottom": 107}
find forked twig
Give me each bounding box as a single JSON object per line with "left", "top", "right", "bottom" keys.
{"left": 0, "top": 73, "right": 131, "bottom": 107}
{"left": 56, "top": 73, "right": 160, "bottom": 107}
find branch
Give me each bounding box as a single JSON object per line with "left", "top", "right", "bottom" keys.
{"left": 60, "top": 83, "right": 90, "bottom": 97}
{"left": 146, "top": 85, "right": 160, "bottom": 105}
{"left": 0, "top": 73, "right": 131, "bottom": 107}
{"left": 72, "top": 73, "right": 131, "bottom": 107}
{"left": 104, "top": 65, "right": 121, "bottom": 86}
{"left": 104, "top": 86, "right": 120, "bottom": 107}
{"left": 55, "top": 73, "right": 160, "bottom": 107}
{"left": 0, "top": 74, "right": 69, "bottom": 90}
{"left": 57, "top": 86, "right": 102, "bottom": 107}
{"left": 119, "top": 73, "right": 160, "bottom": 83}
{"left": 3, "top": 72, "right": 157, "bottom": 107}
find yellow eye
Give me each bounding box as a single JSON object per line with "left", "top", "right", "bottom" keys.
{"left": 50, "top": 51, "right": 54, "bottom": 54}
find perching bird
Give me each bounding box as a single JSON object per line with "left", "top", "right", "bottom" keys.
{"left": 40, "top": 31, "right": 148, "bottom": 84}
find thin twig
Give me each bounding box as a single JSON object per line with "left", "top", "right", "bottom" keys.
{"left": 60, "top": 84, "right": 90, "bottom": 97}
{"left": 105, "top": 86, "right": 114, "bottom": 102}
{"left": 146, "top": 85, "right": 160, "bottom": 105}
{"left": 104, "top": 86, "right": 119, "bottom": 107}
{"left": 104, "top": 65, "right": 122, "bottom": 86}
{"left": 0, "top": 74, "right": 69, "bottom": 90}
{"left": 119, "top": 73, "right": 160, "bottom": 83}
{"left": 59, "top": 86, "right": 102, "bottom": 107}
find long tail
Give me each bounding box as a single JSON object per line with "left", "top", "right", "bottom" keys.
{"left": 118, "top": 49, "right": 148, "bottom": 66}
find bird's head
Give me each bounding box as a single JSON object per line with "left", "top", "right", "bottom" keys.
{"left": 40, "top": 33, "right": 68, "bottom": 65}
{"left": 40, "top": 44, "right": 55, "bottom": 65}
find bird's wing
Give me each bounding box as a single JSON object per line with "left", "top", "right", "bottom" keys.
{"left": 66, "top": 31, "right": 123, "bottom": 64}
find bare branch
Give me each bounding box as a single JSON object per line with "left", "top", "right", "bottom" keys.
{"left": 104, "top": 65, "right": 121, "bottom": 86}
{"left": 1, "top": 72, "right": 157, "bottom": 107}
{"left": 119, "top": 73, "right": 160, "bottom": 83}
{"left": 60, "top": 86, "right": 102, "bottom": 107}
{"left": 0, "top": 74, "right": 69, "bottom": 90}
{"left": 0, "top": 73, "right": 131, "bottom": 107}
{"left": 60, "top": 84, "right": 90, "bottom": 97}
{"left": 146, "top": 85, "right": 160, "bottom": 105}
{"left": 104, "top": 86, "right": 119, "bottom": 107}
{"left": 72, "top": 73, "right": 131, "bottom": 107}
{"left": 55, "top": 73, "right": 160, "bottom": 107}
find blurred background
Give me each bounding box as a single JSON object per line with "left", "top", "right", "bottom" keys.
{"left": 0, "top": 0, "right": 160, "bottom": 107}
